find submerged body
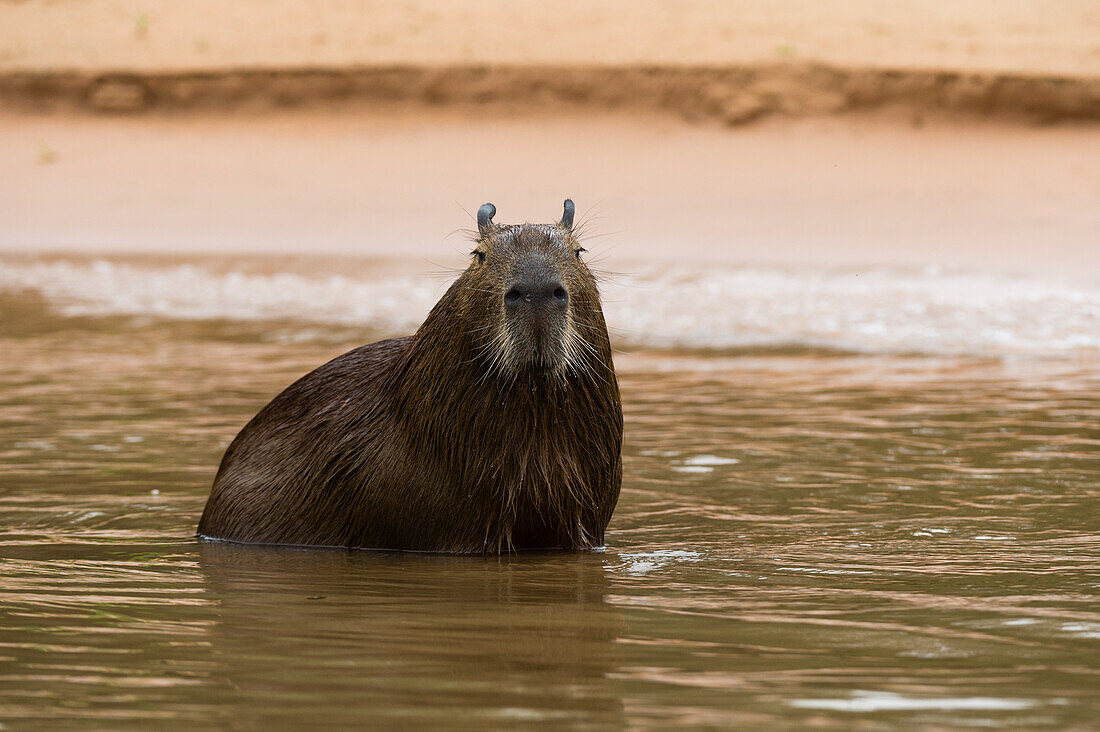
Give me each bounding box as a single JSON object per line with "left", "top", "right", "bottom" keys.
{"left": 198, "top": 201, "right": 623, "bottom": 553}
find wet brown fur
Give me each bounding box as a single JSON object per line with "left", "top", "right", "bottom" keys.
{"left": 198, "top": 210, "right": 622, "bottom": 553}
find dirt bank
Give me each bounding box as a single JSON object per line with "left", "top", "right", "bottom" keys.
{"left": 3, "top": 0, "right": 1099, "bottom": 122}
{"left": 4, "top": 65, "right": 1100, "bottom": 124}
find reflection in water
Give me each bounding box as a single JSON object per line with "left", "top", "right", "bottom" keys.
{"left": 197, "top": 544, "right": 625, "bottom": 727}
{"left": 1, "top": 296, "right": 1098, "bottom": 727}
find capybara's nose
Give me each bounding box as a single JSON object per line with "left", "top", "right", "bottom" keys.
{"left": 504, "top": 280, "right": 568, "bottom": 308}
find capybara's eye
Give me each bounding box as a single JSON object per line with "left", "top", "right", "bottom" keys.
{"left": 472, "top": 250, "right": 486, "bottom": 264}
{"left": 575, "top": 248, "right": 586, "bottom": 260}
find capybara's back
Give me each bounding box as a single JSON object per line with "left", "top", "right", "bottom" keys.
{"left": 199, "top": 338, "right": 414, "bottom": 547}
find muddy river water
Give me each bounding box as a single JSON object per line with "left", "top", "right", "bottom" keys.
{"left": 1, "top": 255, "right": 1098, "bottom": 728}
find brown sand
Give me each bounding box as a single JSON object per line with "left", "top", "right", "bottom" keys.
{"left": 4, "top": 109, "right": 1098, "bottom": 277}
{"left": 2, "top": 1, "right": 1100, "bottom": 122}
{"left": 4, "top": 66, "right": 1098, "bottom": 125}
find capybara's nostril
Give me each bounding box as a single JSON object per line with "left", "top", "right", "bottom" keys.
{"left": 506, "top": 280, "right": 566, "bottom": 308}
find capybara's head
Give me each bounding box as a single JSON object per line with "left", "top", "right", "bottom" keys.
{"left": 449, "top": 199, "right": 606, "bottom": 378}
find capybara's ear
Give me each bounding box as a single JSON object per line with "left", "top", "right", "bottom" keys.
{"left": 560, "top": 199, "right": 575, "bottom": 229}
{"left": 477, "top": 203, "right": 497, "bottom": 236}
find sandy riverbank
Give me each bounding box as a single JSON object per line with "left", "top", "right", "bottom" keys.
{"left": 3, "top": 1, "right": 1099, "bottom": 122}
{"left": 3, "top": 2, "right": 1097, "bottom": 274}
{"left": 3, "top": 108, "right": 1098, "bottom": 277}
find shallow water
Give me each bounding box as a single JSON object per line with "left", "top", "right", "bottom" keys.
{"left": 2, "top": 258, "right": 1099, "bottom": 728}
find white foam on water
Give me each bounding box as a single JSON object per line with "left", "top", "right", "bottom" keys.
{"left": 789, "top": 690, "right": 1038, "bottom": 712}
{"left": 2, "top": 257, "right": 1099, "bottom": 357}
{"left": 670, "top": 465, "right": 714, "bottom": 474}
{"left": 612, "top": 263, "right": 1100, "bottom": 355}
{"left": 619, "top": 549, "right": 704, "bottom": 575}
{"left": 0, "top": 258, "right": 438, "bottom": 336}
{"left": 1061, "top": 622, "right": 1100, "bottom": 639}
{"left": 682, "top": 455, "right": 741, "bottom": 466}
{"left": 777, "top": 567, "right": 875, "bottom": 575}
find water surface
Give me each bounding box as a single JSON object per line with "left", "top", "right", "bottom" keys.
{"left": 1, "top": 258, "right": 1099, "bottom": 728}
